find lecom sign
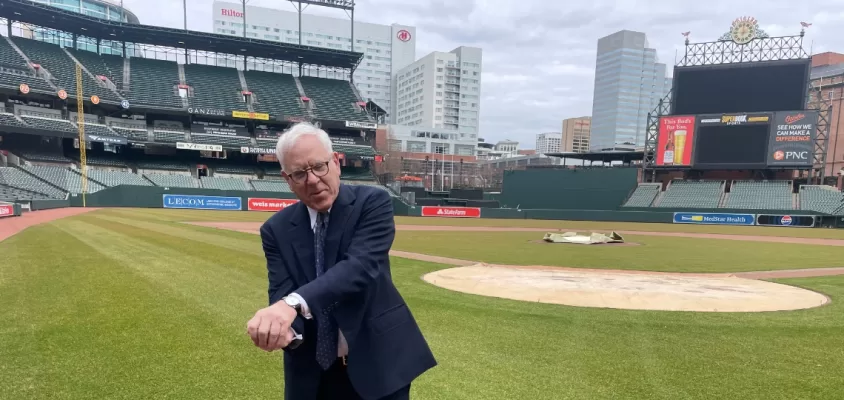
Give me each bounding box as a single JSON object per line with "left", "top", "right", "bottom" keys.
{"left": 0, "top": 204, "right": 13, "bottom": 218}
{"left": 248, "top": 198, "right": 299, "bottom": 212}
{"left": 420, "top": 206, "right": 481, "bottom": 218}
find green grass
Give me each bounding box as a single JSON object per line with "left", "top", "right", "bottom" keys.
{"left": 1, "top": 208, "right": 844, "bottom": 399}
{"left": 393, "top": 231, "right": 844, "bottom": 273}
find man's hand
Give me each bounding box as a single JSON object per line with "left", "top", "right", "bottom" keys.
{"left": 246, "top": 302, "right": 298, "bottom": 352}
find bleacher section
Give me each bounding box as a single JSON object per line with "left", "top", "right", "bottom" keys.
{"left": 298, "top": 77, "right": 370, "bottom": 122}
{"left": 0, "top": 112, "right": 27, "bottom": 128}
{"left": 12, "top": 37, "right": 119, "bottom": 102}
{"left": 66, "top": 48, "right": 123, "bottom": 92}
{"left": 250, "top": 179, "right": 292, "bottom": 193}
{"left": 20, "top": 165, "right": 105, "bottom": 194}
{"left": 127, "top": 57, "right": 182, "bottom": 108}
{"left": 184, "top": 64, "right": 245, "bottom": 111}
{"left": 654, "top": 180, "right": 724, "bottom": 208}
{"left": 622, "top": 183, "right": 660, "bottom": 207}
{"left": 0, "top": 167, "right": 65, "bottom": 198}
{"left": 200, "top": 176, "right": 252, "bottom": 191}
{"left": 244, "top": 71, "right": 305, "bottom": 118}
{"left": 800, "top": 185, "right": 844, "bottom": 215}
{"left": 19, "top": 114, "right": 77, "bottom": 133}
{"left": 87, "top": 169, "right": 152, "bottom": 188}
{"left": 725, "top": 180, "right": 793, "bottom": 210}
{"left": 144, "top": 173, "right": 197, "bottom": 188}
{"left": 0, "top": 38, "right": 54, "bottom": 93}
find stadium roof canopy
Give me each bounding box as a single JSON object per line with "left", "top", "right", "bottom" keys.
{"left": 0, "top": 0, "right": 364, "bottom": 69}
{"left": 546, "top": 151, "right": 645, "bottom": 164}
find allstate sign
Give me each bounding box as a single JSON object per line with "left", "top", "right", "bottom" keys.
{"left": 673, "top": 212, "right": 756, "bottom": 225}
{"left": 162, "top": 194, "right": 242, "bottom": 211}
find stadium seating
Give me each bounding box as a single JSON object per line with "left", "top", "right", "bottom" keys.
{"left": 110, "top": 126, "right": 148, "bottom": 141}
{"left": 66, "top": 48, "right": 123, "bottom": 91}
{"left": 622, "top": 183, "right": 661, "bottom": 207}
{"left": 17, "top": 150, "right": 73, "bottom": 163}
{"left": 200, "top": 176, "right": 252, "bottom": 191}
{"left": 87, "top": 169, "right": 152, "bottom": 188}
{"left": 0, "top": 112, "right": 27, "bottom": 128}
{"left": 333, "top": 143, "right": 376, "bottom": 158}
{"left": 725, "top": 180, "right": 793, "bottom": 210}
{"left": 298, "top": 77, "right": 371, "bottom": 122}
{"left": 183, "top": 63, "right": 245, "bottom": 111}
{"left": 20, "top": 165, "right": 105, "bottom": 194}
{"left": 0, "top": 167, "right": 65, "bottom": 198}
{"left": 126, "top": 57, "right": 182, "bottom": 108}
{"left": 0, "top": 38, "right": 54, "bottom": 93}
{"left": 12, "top": 37, "right": 119, "bottom": 102}
{"left": 214, "top": 165, "right": 256, "bottom": 175}
{"left": 250, "top": 179, "right": 292, "bottom": 193}
{"left": 153, "top": 129, "right": 186, "bottom": 143}
{"left": 654, "top": 180, "right": 724, "bottom": 208}
{"left": 799, "top": 185, "right": 844, "bottom": 215}
{"left": 137, "top": 160, "right": 188, "bottom": 171}
{"left": 19, "top": 115, "right": 77, "bottom": 133}
{"left": 244, "top": 70, "right": 305, "bottom": 118}
{"left": 0, "top": 184, "right": 52, "bottom": 201}
{"left": 144, "top": 173, "right": 198, "bottom": 188}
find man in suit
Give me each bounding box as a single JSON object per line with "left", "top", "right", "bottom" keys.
{"left": 246, "top": 122, "right": 437, "bottom": 400}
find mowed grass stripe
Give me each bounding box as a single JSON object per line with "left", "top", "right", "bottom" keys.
{"left": 0, "top": 223, "right": 285, "bottom": 399}
{"left": 393, "top": 231, "right": 844, "bottom": 273}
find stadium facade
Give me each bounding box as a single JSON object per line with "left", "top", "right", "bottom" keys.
{"left": 810, "top": 52, "right": 844, "bottom": 178}
{"left": 590, "top": 30, "right": 669, "bottom": 152}
{"left": 211, "top": 0, "right": 416, "bottom": 119}
{"left": 392, "top": 46, "right": 483, "bottom": 136}
{"left": 19, "top": 0, "right": 139, "bottom": 55}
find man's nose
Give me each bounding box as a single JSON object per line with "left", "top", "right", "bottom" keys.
{"left": 305, "top": 170, "right": 321, "bottom": 185}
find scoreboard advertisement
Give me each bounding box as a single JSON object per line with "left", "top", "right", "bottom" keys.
{"left": 657, "top": 111, "right": 816, "bottom": 170}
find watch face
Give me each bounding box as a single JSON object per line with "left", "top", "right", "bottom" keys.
{"left": 285, "top": 297, "right": 299, "bottom": 307}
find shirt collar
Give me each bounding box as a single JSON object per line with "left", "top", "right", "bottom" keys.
{"left": 307, "top": 206, "right": 331, "bottom": 230}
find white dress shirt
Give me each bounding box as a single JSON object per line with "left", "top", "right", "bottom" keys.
{"left": 287, "top": 206, "right": 349, "bottom": 358}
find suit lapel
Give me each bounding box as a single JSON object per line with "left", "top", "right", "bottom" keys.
{"left": 324, "top": 184, "right": 356, "bottom": 269}
{"left": 288, "top": 203, "right": 317, "bottom": 283}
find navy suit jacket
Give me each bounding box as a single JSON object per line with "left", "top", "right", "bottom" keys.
{"left": 259, "top": 184, "right": 437, "bottom": 400}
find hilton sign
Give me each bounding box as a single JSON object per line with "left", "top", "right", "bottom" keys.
{"left": 221, "top": 9, "right": 244, "bottom": 18}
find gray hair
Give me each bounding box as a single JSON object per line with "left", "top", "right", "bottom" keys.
{"left": 275, "top": 122, "right": 334, "bottom": 172}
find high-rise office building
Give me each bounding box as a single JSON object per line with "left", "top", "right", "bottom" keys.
{"left": 590, "top": 30, "right": 669, "bottom": 151}
{"left": 212, "top": 1, "right": 416, "bottom": 118}
{"left": 393, "top": 46, "right": 482, "bottom": 137}
{"left": 562, "top": 116, "right": 592, "bottom": 153}
{"left": 535, "top": 132, "right": 562, "bottom": 155}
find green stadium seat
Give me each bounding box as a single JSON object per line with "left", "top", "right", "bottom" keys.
{"left": 622, "top": 183, "right": 661, "bottom": 207}
{"left": 724, "top": 180, "right": 793, "bottom": 210}
{"left": 184, "top": 64, "right": 246, "bottom": 111}
{"left": 654, "top": 180, "right": 723, "bottom": 208}
{"left": 127, "top": 57, "right": 182, "bottom": 108}
{"left": 298, "top": 76, "right": 372, "bottom": 122}
{"left": 799, "top": 185, "right": 844, "bottom": 215}
{"left": 244, "top": 70, "right": 306, "bottom": 119}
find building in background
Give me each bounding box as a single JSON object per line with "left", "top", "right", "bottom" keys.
{"left": 562, "top": 116, "right": 592, "bottom": 153}
{"left": 590, "top": 30, "right": 669, "bottom": 152}
{"left": 493, "top": 139, "right": 519, "bottom": 157}
{"left": 20, "top": 0, "right": 139, "bottom": 55}
{"left": 535, "top": 132, "right": 562, "bottom": 155}
{"left": 810, "top": 52, "right": 844, "bottom": 181}
{"left": 393, "top": 46, "right": 482, "bottom": 135}
{"left": 212, "top": 1, "right": 416, "bottom": 118}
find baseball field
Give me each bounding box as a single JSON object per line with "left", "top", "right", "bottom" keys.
{"left": 2, "top": 207, "right": 844, "bottom": 399}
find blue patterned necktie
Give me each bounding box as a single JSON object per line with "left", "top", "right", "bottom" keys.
{"left": 314, "top": 211, "right": 338, "bottom": 370}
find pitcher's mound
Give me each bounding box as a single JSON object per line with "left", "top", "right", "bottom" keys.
{"left": 423, "top": 265, "right": 829, "bottom": 312}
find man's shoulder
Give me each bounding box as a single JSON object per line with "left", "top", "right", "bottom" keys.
{"left": 344, "top": 183, "right": 391, "bottom": 204}
{"left": 260, "top": 201, "right": 302, "bottom": 234}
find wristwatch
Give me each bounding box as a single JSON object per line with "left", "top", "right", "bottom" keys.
{"left": 283, "top": 296, "right": 302, "bottom": 314}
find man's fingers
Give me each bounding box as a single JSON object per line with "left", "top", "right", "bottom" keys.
{"left": 247, "top": 316, "right": 261, "bottom": 347}
{"left": 267, "top": 320, "right": 282, "bottom": 351}
{"left": 257, "top": 318, "right": 271, "bottom": 350}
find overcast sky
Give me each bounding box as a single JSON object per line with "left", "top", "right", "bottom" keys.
{"left": 121, "top": 0, "right": 841, "bottom": 148}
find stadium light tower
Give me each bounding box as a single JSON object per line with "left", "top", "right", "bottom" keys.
{"left": 288, "top": 0, "right": 357, "bottom": 76}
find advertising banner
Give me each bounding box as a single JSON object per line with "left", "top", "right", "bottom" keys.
{"left": 162, "top": 194, "right": 242, "bottom": 210}
{"left": 329, "top": 135, "right": 367, "bottom": 146}
{"left": 247, "top": 198, "right": 299, "bottom": 212}
{"left": 255, "top": 129, "right": 280, "bottom": 140}
{"left": 190, "top": 124, "right": 248, "bottom": 137}
{"left": 672, "top": 212, "right": 755, "bottom": 225}
{"left": 85, "top": 134, "right": 127, "bottom": 145}
{"left": 232, "top": 110, "right": 270, "bottom": 120}
{"left": 187, "top": 107, "right": 227, "bottom": 117}
{"left": 697, "top": 113, "right": 771, "bottom": 126}
{"left": 766, "top": 110, "right": 817, "bottom": 167}
{"left": 176, "top": 142, "right": 223, "bottom": 152}
{"left": 344, "top": 121, "right": 377, "bottom": 130}
{"left": 420, "top": 206, "right": 481, "bottom": 218}
{"left": 0, "top": 203, "right": 14, "bottom": 218}
{"left": 756, "top": 214, "right": 816, "bottom": 228}
{"left": 656, "top": 115, "right": 696, "bottom": 166}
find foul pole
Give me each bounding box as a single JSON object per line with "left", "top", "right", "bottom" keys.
{"left": 75, "top": 63, "right": 87, "bottom": 207}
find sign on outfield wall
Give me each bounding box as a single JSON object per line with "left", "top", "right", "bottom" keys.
{"left": 176, "top": 142, "right": 223, "bottom": 152}
{"left": 0, "top": 203, "right": 14, "bottom": 218}
{"left": 247, "top": 198, "right": 299, "bottom": 212}
{"left": 766, "top": 110, "right": 818, "bottom": 167}
{"left": 345, "top": 121, "right": 377, "bottom": 130}
{"left": 420, "top": 206, "right": 481, "bottom": 218}
{"left": 672, "top": 212, "right": 755, "bottom": 225}
{"left": 162, "top": 194, "right": 242, "bottom": 211}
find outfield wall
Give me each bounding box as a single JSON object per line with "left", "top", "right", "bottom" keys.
{"left": 0, "top": 202, "right": 22, "bottom": 218}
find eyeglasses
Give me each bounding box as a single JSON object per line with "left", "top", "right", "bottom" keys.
{"left": 286, "top": 160, "right": 330, "bottom": 184}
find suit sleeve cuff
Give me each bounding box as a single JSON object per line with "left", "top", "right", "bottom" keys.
{"left": 288, "top": 292, "right": 312, "bottom": 319}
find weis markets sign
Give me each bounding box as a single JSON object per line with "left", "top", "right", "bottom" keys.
{"left": 767, "top": 110, "right": 818, "bottom": 167}
{"left": 0, "top": 203, "right": 14, "bottom": 218}
{"left": 248, "top": 198, "right": 299, "bottom": 212}
{"left": 420, "top": 206, "right": 481, "bottom": 218}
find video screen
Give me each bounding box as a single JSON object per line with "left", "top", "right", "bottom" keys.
{"left": 671, "top": 60, "right": 809, "bottom": 115}
{"left": 694, "top": 124, "right": 770, "bottom": 168}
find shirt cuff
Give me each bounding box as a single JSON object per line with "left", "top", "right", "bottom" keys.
{"left": 288, "top": 292, "right": 312, "bottom": 319}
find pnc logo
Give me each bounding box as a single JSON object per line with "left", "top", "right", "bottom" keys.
{"left": 784, "top": 113, "right": 806, "bottom": 124}
{"left": 396, "top": 29, "right": 412, "bottom": 42}
{"left": 774, "top": 150, "right": 808, "bottom": 161}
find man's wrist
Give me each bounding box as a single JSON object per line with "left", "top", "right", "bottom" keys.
{"left": 282, "top": 295, "right": 302, "bottom": 314}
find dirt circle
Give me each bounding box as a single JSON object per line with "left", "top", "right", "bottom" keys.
{"left": 528, "top": 239, "right": 642, "bottom": 247}
{"left": 423, "top": 264, "right": 830, "bottom": 313}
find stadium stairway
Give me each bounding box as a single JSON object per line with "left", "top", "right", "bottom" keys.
{"left": 62, "top": 48, "right": 126, "bottom": 102}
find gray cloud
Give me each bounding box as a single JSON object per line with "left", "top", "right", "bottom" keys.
{"left": 123, "top": 0, "right": 841, "bottom": 148}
